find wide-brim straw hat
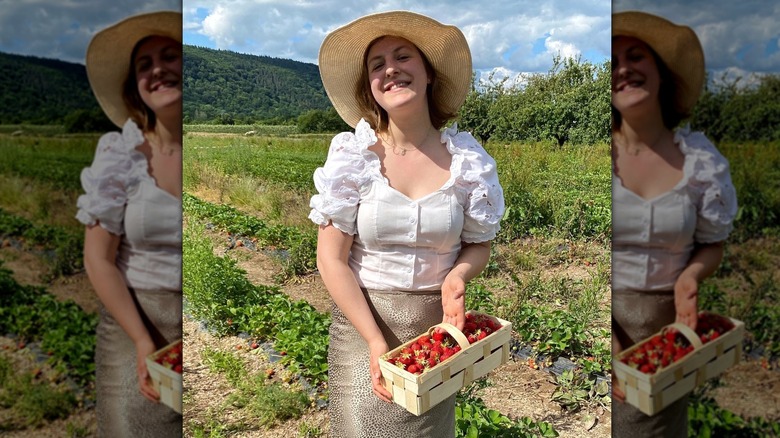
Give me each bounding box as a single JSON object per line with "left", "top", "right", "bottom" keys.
{"left": 319, "top": 10, "right": 472, "bottom": 128}
{"left": 613, "top": 11, "right": 705, "bottom": 115}
{"left": 86, "top": 11, "right": 182, "bottom": 128}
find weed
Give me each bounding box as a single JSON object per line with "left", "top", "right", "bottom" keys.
{"left": 201, "top": 347, "right": 247, "bottom": 386}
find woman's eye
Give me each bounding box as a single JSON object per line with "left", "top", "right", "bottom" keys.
{"left": 371, "top": 63, "right": 383, "bottom": 71}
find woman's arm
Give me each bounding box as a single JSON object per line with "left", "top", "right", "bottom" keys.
{"left": 83, "top": 224, "right": 159, "bottom": 402}
{"left": 316, "top": 223, "right": 392, "bottom": 402}
{"left": 675, "top": 241, "right": 724, "bottom": 331}
{"left": 442, "top": 241, "right": 491, "bottom": 331}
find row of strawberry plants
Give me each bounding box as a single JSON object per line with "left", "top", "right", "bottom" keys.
{"left": 183, "top": 221, "right": 562, "bottom": 436}
{"left": 0, "top": 208, "right": 83, "bottom": 277}
{"left": 0, "top": 262, "right": 97, "bottom": 389}
{"left": 183, "top": 193, "right": 316, "bottom": 278}
{"left": 183, "top": 221, "right": 329, "bottom": 385}
{"left": 466, "top": 283, "right": 611, "bottom": 377}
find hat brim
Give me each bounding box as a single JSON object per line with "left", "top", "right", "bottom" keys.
{"left": 86, "top": 11, "right": 182, "bottom": 128}
{"left": 613, "top": 11, "right": 705, "bottom": 114}
{"left": 318, "top": 11, "right": 472, "bottom": 128}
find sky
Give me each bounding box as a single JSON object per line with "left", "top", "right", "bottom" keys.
{"left": 182, "top": 0, "right": 612, "bottom": 84}
{"left": 0, "top": 0, "right": 179, "bottom": 65}
{"left": 614, "top": 0, "right": 780, "bottom": 84}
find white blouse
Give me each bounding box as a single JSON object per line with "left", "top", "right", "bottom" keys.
{"left": 76, "top": 119, "right": 182, "bottom": 291}
{"left": 612, "top": 127, "right": 737, "bottom": 292}
{"left": 309, "top": 119, "right": 505, "bottom": 291}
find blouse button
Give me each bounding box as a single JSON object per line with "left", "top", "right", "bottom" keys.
{"left": 409, "top": 217, "right": 416, "bottom": 224}
{"left": 406, "top": 268, "right": 412, "bottom": 273}
{"left": 410, "top": 203, "right": 417, "bottom": 209}
{"left": 408, "top": 232, "right": 415, "bottom": 238}
{"left": 405, "top": 280, "right": 411, "bottom": 287}
{"left": 406, "top": 254, "right": 413, "bottom": 260}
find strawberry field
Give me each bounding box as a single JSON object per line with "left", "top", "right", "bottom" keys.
{"left": 182, "top": 127, "right": 614, "bottom": 437}
{"left": 0, "top": 130, "right": 99, "bottom": 436}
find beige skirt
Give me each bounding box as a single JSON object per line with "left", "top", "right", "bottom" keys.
{"left": 612, "top": 289, "right": 688, "bottom": 438}
{"left": 328, "top": 289, "right": 455, "bottom": 438}
{"left": 95, "top": 288, "right": 182, "bottom": 438}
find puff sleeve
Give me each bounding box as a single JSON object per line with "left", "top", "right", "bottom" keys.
{"left": 446, "top": 125, "right": 505, "bottom": 242}
{"left": 75, "top": 120, "right": 144, "bottom": 236}
{"left": 678, "top": 128, "right": 738, "bottom": 243}
{"left": 308, "top": 122, "right": 376, "bottom": 235}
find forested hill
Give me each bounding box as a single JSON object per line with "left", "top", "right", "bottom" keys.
{"left": 183, "top": 45, "right": 330, "bottom": 123}
{"left": 0, "top": 51, "right": 100, "bottom": 124}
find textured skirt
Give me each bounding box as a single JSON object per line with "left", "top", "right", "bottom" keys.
{"left": 328, "top": 289, "right": 455, "bottom": 438}
{"left": 612, "top": 289, "right": 688, "bottom": 438}
{"left": 95, "top": 288, "right": 182, "bottom": 438}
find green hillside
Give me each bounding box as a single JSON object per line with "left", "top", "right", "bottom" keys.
{"left": 0, "top": 52, "right": 101, "bottom": 124}
{"left": 183, "top": 45, "right": 330, "bottom": 124}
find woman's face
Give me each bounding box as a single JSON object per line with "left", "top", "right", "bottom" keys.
{"left": 133, "top": 36, "right": 182, "bottom": 116}
{"left": 366, "top": 36, "right": 430, "bottom": 117}
{"left": 612, "top": 36, "right": 661, "bottom": 115}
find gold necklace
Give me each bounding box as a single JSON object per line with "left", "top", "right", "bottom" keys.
{"left": 381, "top": 130, "right": 436, "bottom": 156}
{"left": 146, "top": 133, "right": 180, "bottom": 157}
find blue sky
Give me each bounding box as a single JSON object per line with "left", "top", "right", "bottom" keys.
{"left": 0, "top": 0, "right": 179, "bottom": 64}
{"left": 182, "top": 0, "right": 612, "bottom": 84}
{"left": 614, "top": 0, "right": 780, "bottom": 83}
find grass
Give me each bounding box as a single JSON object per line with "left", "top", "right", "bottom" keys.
{"left": 0, "top": 353, "right": 77, "bottom": 431}
{"left": 193, "top": 346, "right": 310, "bottom": 434}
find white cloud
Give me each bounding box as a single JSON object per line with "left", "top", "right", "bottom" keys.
{"left": 183, "top": 0, "right": 611, "bottom": 72}
{"left": 613, "top": 0, "right": 780, "bottom": 74}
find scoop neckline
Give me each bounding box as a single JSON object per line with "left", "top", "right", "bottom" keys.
{"left": 359, "top": 122, "right": 461, "bottom": 202}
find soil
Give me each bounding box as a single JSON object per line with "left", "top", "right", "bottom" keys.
{"left": 0, "top": 246, "right": 99, "bottom": 437}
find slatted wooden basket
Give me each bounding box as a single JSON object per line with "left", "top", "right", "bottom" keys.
{"left": 379, "top": 311, "right": 511, "bottom": 415}
{"left": 146, "top": 339, "right": 183, "bottom": 414}
{"left": 613, "top": 313, "right": 744, "bottom": 416}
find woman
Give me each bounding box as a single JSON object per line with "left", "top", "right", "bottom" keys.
{"left": 611, "top": 11, "right": 737, "bottom": 437}
{"left": 310, "top": 10, "right": 505, "bottom": 437}
{"left": 76, "top": 11, "right": 182, "bottom": 437}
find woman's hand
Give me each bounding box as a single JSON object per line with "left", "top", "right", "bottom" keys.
{"left": 674, "top": 272, "right": 698, "bottom": 332}
{"left": 135, "top": 337, "right": 160, "bottom": 403}
{"left": 612, "top": 372, "right": 626, "bottom": 403}
{"left": 612, "top": 327, "right": 625, "bottom": 403}
{"left": 442, "top": 273, "right": 466, "bottom": 332}
{"left": 368, "top": 339, "right": 393, "bottom": 403}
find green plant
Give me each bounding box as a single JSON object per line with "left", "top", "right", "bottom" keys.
{"left": 550, "top": 369, "right": 610, "bottom": 412}
{"left": 201, "top": 347, "right": 247, "bottom": 386}
{"left": 298, "top": 422, "right": 323, "bottom": 437}
{"left": 227, "top": 377, "right": 310, "bottom": 427}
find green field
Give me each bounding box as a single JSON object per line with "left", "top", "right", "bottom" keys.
{"left": 182, "top": 128, "right": 613, "bottom": 436}
{"left": 0, "top": 130, "right": 99, "bottom": 434}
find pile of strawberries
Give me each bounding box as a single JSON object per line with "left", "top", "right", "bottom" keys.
{"left": 154, "top": 340, "right": 183, "bottom": 374}
{"left": 385, "top": 313, "right": 502, "bottom": 375}
{"left": 620, "top": 313, "right": 735, "bottom": 375}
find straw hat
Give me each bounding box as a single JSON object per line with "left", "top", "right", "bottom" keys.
{"left": 318, "top": 11, "right": 472, "bottom": 128}
{"left": 613, "top": 11, "right": 705, "bottom": 114}
{"left": 86, "top": 11, "right": 182, "bottom": 127}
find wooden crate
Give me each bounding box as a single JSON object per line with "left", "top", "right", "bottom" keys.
{"left": 146, "top": 339, "right": 183, "bottom": 414}
{"left": 379, "top": 311, "right": 512, "bottom": 415}
{"left": 614, "top": 314, "right": 744, "bottom": 416}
